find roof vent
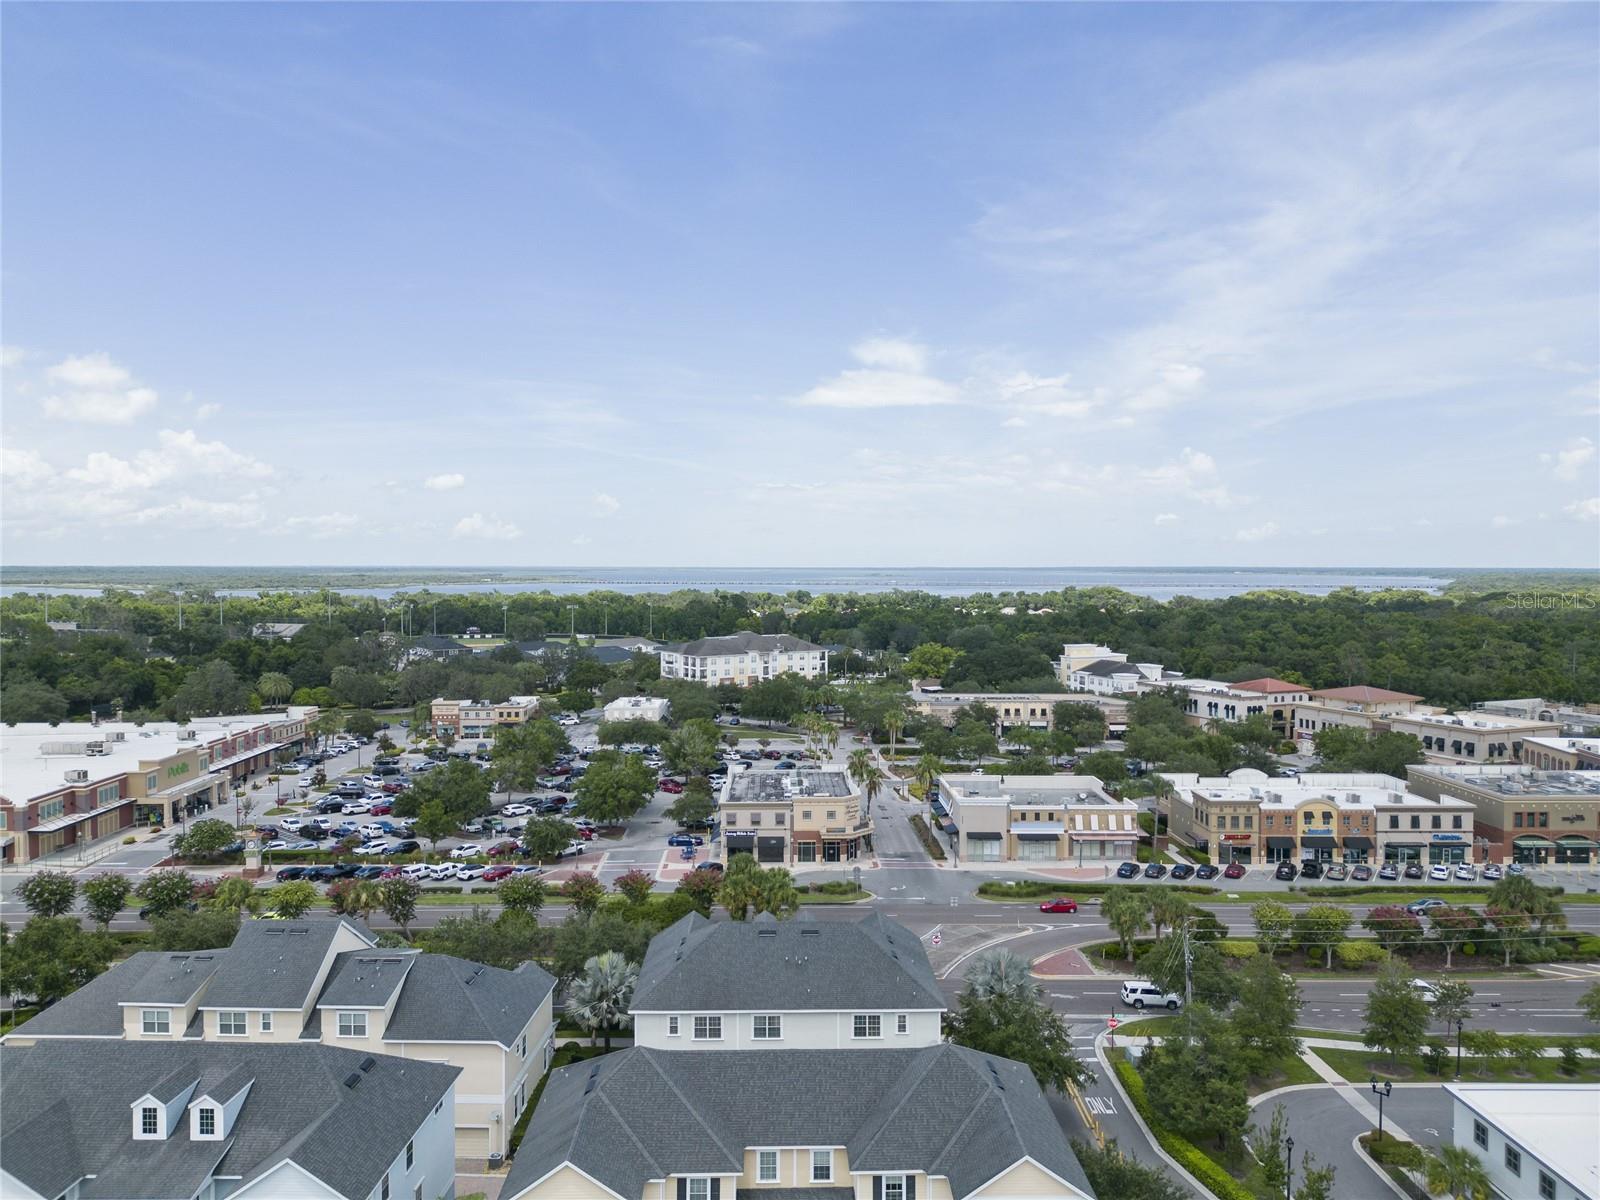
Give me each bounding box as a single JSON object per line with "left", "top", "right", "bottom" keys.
{"left": 344, "top": 1073, "right": 362, "bottom": 1090}
{"left": 466, "top": 966, "right": 486, "bottom": 986}
{"left": 757, "top": 928, "right": 777, "bottom": 937}
{"left": 583, "top": 1063, "right": 602, "bottom": 1095}
{"left": 801, "top": 928, "right": 821, "bottom": 937}
{"left": 359, "top": 1057, "right": 377, "bottom": 1073}
{"left": 988, "top": 1062, "right": 1005, "bottom": 1090}
{"left": 287, "top": 928, "right": 309, "bottom": 936}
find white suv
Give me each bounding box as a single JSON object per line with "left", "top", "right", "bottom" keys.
{"left": 1121, "top": 980, "right": 1182, "bottom": 1010}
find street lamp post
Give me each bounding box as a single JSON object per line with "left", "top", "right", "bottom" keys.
{"left": 1454, "top": 1017, "right": 1465, "bottom": 1080}
{"left": 1284, "top": 1135, "right": 1294, "bottom": 1200}
{"left": 1369, "top": 1076, "right": 1393, "bottom": 1141}
{"left": 567, "top": 604, "right": 578, "bottom": 639}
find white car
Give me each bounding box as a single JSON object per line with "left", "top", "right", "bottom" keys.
{"left": 426, "top": 862, "right": 458, "bottom": 880}
{"left": 502, "top": 803, "right": 533, "bottom": 817}
{"left": 1428, "top": 864, "right": 1451, "bottom": 882}
{"left": 572, "top": 818, "right": 596, "bottom": 831}
{"left": 560, "top": 840, "right": 587, "bottom": 858}
{"left": 359, "top": 823, "right": 390, "bottom": 839}
{"left": 1413, "top": 979, "right": 1440, "bottom": 1003}
{"left": 449, "top": 844, "right": 484, "bottom": 860}
{"left": 1482, "top": 864, "right": 1504, "bottom": 880}
{"left": 1121, "top": 980, "right": 1182, "bottom": 1010}
{"left": 1454, "top": 863, "right": 1477, "bottom": 881}
{"left": 341, "top": 802, "right": 372, "bottom": 815}
{"left": 280, "top": 816, "right": 307, "bottom": 832}
{"left": 455, "top": 865, "right": 487, "bottom": 881}
{"left": 400, "top": 863, "right": 431, "bottom": 880}
{"left": 511, "top": 864, "right": 544, "bottom": 876}
{"left": 361, "top": 774, "right": 383, "bottom": 787}
{"left": 643, "top": 756, "right": 664, "bottom": 769}
{"left": 352, "top": 841, "right": 390, "bottom": 856}
{"left": 261, "top": 839, "right": 290, "bottom": 852}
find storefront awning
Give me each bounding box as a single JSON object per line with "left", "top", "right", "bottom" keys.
{"left": 1301, "top": 835, "right": 1337, "bottom": 849}
{"left": 1513, "top": 836, "right": 1553, "bottom": 847}
{"left": 1072, "top": 830, "right": 1134, "bottom": 839}
{"left": 966, "top": 831, "right": 1002, "bottom": 841}
{"left": 1016, "top": 832, "right": 1060, "bottom": 842}
{"left": 938, "top": 819, "right": 958, "bottom": 835}
{"left": 1342, "top": 836, "right": 1373, "bottom": 850}
{"left": 791, "top": 830, "right": 821, "bottom": 843}
{"left": 30, "top": 799, "right": 133, "bottom": 833}
{"left": 1010, "top": 822, "right": 1065, "bottom": 835}
{"left": 1386, "top": 842, "right": 1424, "bottom": 849}
{"left": 1265, "top": 836, "right": 1295, "bottom": 849}
{"left": 1557, "top": 835, "right": 1599, "bottom": 848}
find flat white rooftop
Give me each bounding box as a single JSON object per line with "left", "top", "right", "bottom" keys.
{"left": 940, "top": 773, "right": 1131, "bottom": 808}
{"left": 1159, "top": 769, "right": 1473, "bottom": 811}
{"left": 1446, "top": 1083, "right": 1600, "bottom": 1199}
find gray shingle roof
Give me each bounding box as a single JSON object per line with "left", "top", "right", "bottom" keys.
{"left": 0, "top": 1041, "right": 457, "bottom": 1200}
{"left": 123, "top": 951, "right": 226, "bottom": 1004}
{"left": 8, "top": 952, "right": 220, "bottom": 1039}
{"left": 661, "top": 632, "right": 825, "bottom": 657}
{"left": 503, "top": 1045, "right": 1094, "bottom": 1200}
{"left": 1075, "top": 659, "right": 1137, "bottom": 678}
{"left": 316, "top": 951, "right": 418, "bottom": 1009}
{"left": 631, "top": 912, "right": 946, "bottom": 1014}
{"left": 200, "top": 918, "right": 373, "bottom": 1011}
{"left": 383, "top": 956, "right": 556, "bottom": 1048}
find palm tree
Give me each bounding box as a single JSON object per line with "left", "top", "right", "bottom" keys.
{"left": 857, "top": 763, "right": 887, "bottom": 809}
{"left": 1425, "top": 1145, "right": 1491, "bottom": 1200}
{"left": 964, "top": 950, "right": 1039, "bottom": 1003}
{"left": 1149, "top": 890, "right": 1192, "bottom": 942}
{"left": 913, "top": 754, "right": 944, "bottom": 797}
{"left": 847, "top": 748, "right": 875, "bottom": 785}
{"left": 568, "top": 951, "right": 638, "bottom": 1049}
{"left": 208, "top": 877, "right": 261, "bottom": 914}
{"left": 717, "top": 854, "right": 763, "bottom": 919}
{"left": 753, "top": 867, "right": 800, "bottom": 919}
{"left": 884, "top": 710, "right": 905, "bottom": 759}
{"left": 257, "top": 672, "right": 293, "bottom": 707}
{"left": 1102, "top": 890, "right": 1152, "bottom": 961}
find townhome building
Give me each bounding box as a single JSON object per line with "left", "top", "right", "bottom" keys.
{"left": 658, "top": 632, "right": 829, "bottom": 686}
{"left": 1160, "top": 769, "right": 1477, "bottom": 866}
{"left": 630, "top": 911, "right": 947, "bottom": 1050}
{"left": 933, "top": 773, "right": 1139, "bottom": 864}
{"left": 502, "top": 911, "right": 1097, "bottom": 1200}
{"left": 907, "top": 689, "right": 1129, "bottom": 738}
{"left": 430, "top": 695, "right": 541, "bottom": 740}
{"left": 1406, "top": 765, "right": 1600, "bottom": 865}
{"left": 719, "top": 769, "right": 873, "bottom": 865}
{"left": 5, "top": 917, "right": 556, "bottom": 1160}
{"left": 0, "top": 1040, "right": 458, "bottom": 1200}
{"left": 1055, "top": 642, "right": 1183, "bottom": 695}
{"left": 0, "top": 709, "right": 316, "bottom": 866}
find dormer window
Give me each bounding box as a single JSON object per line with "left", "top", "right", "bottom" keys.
{"left": 142, "top": 1009, "right": 170, "bottom": 1035}
{"left": 197, "top": 1107, "right": 216, "bottom": 1137}
{"left": 139, "top": 1106, "right": 159, "bottom": 1137}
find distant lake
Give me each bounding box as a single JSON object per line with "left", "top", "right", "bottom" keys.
{"left": 0, "top": 566, "right": 1455, "bottom": 601}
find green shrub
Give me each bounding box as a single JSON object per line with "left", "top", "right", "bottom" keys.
{"left": 976, "top": 880, "right": 1219, "bottom": 899}
{"left": 1335, "top": 941, "right": 1389, "bottom": 968}
{"left": 1218, "top": 940, "right": 1259, "bottom": 959}
{"left": 907, "top": 814, "right": 947, "bottom": 861}
{"left": 1362, "top": 1132, "right": 1426, "bottom": 1171}
{"left": 1111, "top": 1057, "right": 1255, "bottom": 1200}
{"left": 1184, "top": 846, "right": 1212, "bottom": 864}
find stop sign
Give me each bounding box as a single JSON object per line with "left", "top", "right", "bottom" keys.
{"left": 1107, "top": 1017, "right": 1119, "bottom": 1030}
{"left": 930, "top": 931, "right": 942, "bottom": 947}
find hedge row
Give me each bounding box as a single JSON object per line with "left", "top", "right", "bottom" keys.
{"left": 907, "top": 814, "right": 947, "bottom": 861}
{"left": 1336, "top": 941, "right": 1389, "bottom": 967}
{"left": 1111, "top": 1056, "right": 1255, "bottom": 1200}
{"left": 1217, "top": 940, "right": 1258, "bottom": 959}
{"left": 976, "top": 880, "right": 1219, "bottom": 899}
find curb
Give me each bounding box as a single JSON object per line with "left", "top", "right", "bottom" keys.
{"left": 1094, "top": 1030, "right": 1215, "bottom": 1199}
{"left": 1350, "top": 1133, "right": 1414, "bottom": 1200}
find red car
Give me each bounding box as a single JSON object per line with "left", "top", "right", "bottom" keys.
{"left": 550, "top": 763, "right": 573, "bottom": 775}
{"left": 381, "top": 782, "right": 405, "bottom": 795}
{"left": 482, "top": 865, "right": 515, "bottom": 882}
{"left": 369, "top": 803, "right": 393, "bottom": 816}
{"left": 1223, "top": 862, "right": 1247, "bottom": 879}
{"left": 1039, "top": 898, "right": 1078, "bottom": 914}
{"left": 575, "top": 827, "right": 596, "bottom": 840}
{"left": 378, "top": 866, "right": 404, "bottom": 879}
{"left": 659, "top": 779, "right": 684, "bottom": 794}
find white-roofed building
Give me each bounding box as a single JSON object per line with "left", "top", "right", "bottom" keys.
{"left": 601, "top": 695, "right": 671, "bottom": 724}
{"left": 1447, "top": 1083, "right": 1599, "bottom": 1200}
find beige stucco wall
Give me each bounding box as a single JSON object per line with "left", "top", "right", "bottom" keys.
{"left": 970, "top": 1159, "right": 1084, "bottom": 1198}
{"left": 738, "top": 1146, "right": 846, "bottom": 1187}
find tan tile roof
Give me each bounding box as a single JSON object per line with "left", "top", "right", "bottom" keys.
{"left": 1311, "top": 685, "right": 1423, "bottom": 703}
{"left": 1232, "top": 678, "right": 1305, "bottom": 694}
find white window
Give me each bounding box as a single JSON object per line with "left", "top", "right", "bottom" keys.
{"left": 142, "top": 1009, "right": 170, "bottom": 1035}
{"left": 197, "top": 1107, "right": 216, "bottom": 1137}
{"left": 667, "top": 1016, "right": 680, "bottom": 1036}
{"left": 883, "top": 1176, "right": 907, "bottom": 1200}
{"left": 811, "top": 1149, "right": 833, "bottom": 1182}
{"left": 217, "top": 1011, "right": 247, "bottom": 1036}
{"left": 688, "top": 1179, "right": 711, "bottom": 1200}
{"left": 259, "top": 1011, "right": 273, "bottom": 1033}
{"left": 337, "top": 1011, "right": 368, "bottom": 1038}
{"left": 853, "top": 1014, "right": 882, "bottom": 1039}
{"left": 139, "top": 1106, "right": 159, "bottom": 1136}
{"left": 757, "top": 1150, "right": 779, "bottom": 1182}
{"left": 692, "top": 1015, "right": 722, "bottom": 1040}
{"left": 406, "top": 1139, "right": 414, "bottom": 1169}
{"left": 753, "top": 1015, "right": 782, "bottom": 1040}
{"left": 896, "top": 1013, "right": 908, "bottom": 1035}
{"left": 516, "top": 1034, "right": 527, "bottom": 1058}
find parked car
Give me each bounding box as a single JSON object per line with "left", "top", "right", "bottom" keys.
{"left": 426, "top": 862, "right": 458, "bottom": 880}
{"left": 1116, "top": 862, "right": 1141, "bottom": 879}
{"left": 448, "top": 843, "right": 484, "bottom": 860}
{"left": 400, "top": 863, "right": 431, "bottom": 880}
{"left": 1039, "top": 898, "right": 1079, "bottom": 914}
{"left": 280, "top": 816, "right": 308, "bottom": 832}
{"left": 352, "top": 865, "right": 386, "bottom": 879}
{"left": 774, "top": 760, "right": 797, "bottom": 770}
{"left": 1412, "top": 979, "right": 1440, "bottom": 1003}
{"left": 275, "top": 866, "right": 308, "bottom": 881}
{"left": 341, "top": 801, "right": 372, "bottom": 815}
{"left": 1275, "top": 861, "right": 1298, "bottom": 881}
{"left": 1298, "top": 861, "right": 1323, "bottom": 880}
{"left": 502, "top": 803, "right": 534, "bottom": 817}
{"left": 560, "top": 840, "right": 587, "bottom": 858}
{"left": 1351, "top": 864, "right": 1374, "bottom": 882}
{"left": 667, "top": 834, "right": 704, "bottom": 847}
{"left": 1482, "top": 864, "right": 1504, "bottom": 880}
{"left": 361, "top": 774, "right": 384, "bottom": 788}
{"left": 690, "top": 862, "right": 723, "bottom": 875}
{"left": 483, "top": 865, "right": 515, "bottom": 882}
{"left": 1378, "top": 863, "right": 1400, "bottom": 880}
{"left": 1405, "top": 898, "right": 1448, "bottom": 915}
{"left": 510, "top": 864, "right": 545, "bottom": 876}
{"left": 1121, "top": 980, "right": 1182, "bottom": 1010}
{"left": 352, "top": 841, "right": 391, "bottom": 856}
{"left": 1223, "top": 862, "right": 1246, "bottom": 879}
{"left": 761, "top": 749, "right": 783, "bottom": 760}
{"left": 385, "top": 839, "right": 421, "bottom": 855}
{"left": 1194, "top": 864, "right": 1219, "bottom": 880}
{"left": 1142, "top": 863, "right": 1168, "bottom": 880}
{"left": 1454, "top": 863, "right": 1477, "bottom": 881}
{"left": 658, "top": 779, "right": 684, "bottom": 794}
{"left": 1169, "top": 864, "right": 1195, "bottom": 881}
{"left": 1324, "top": 863, "right": 1349, "bottom": 881}
{"left": 455, "top": 864, "right": 487, "bottom": 881}
{"left": 369, "top": 803, "right": 394, "bottom": 816}
{"left": 1403, "top": 862, "right": 1425, "bottom": 880}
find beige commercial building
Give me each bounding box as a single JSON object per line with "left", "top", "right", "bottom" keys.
{"left": 907, "top": 689, "right": 1129, "bottom": 737}
{"left": 1177, "top": 677, "right": 1310, "bottom": 738}
{"left": 1055, "top": 642, "right": 1183, "bottom": 695}
{"left": 719, "top": 768, "right": 873, "bottom": 865}
{"left": 934, "top": 772, "right": 1139, "bottom": 863}
{"left": 1407, "top": 764, "right": 1600, "bottom": 865}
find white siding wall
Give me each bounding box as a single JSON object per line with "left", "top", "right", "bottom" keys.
{"left": 632, "top": 1010, "right": 941, "bottom": 1050}
{"left": 1451, "top": 1101, "right": 1581, "bottom": 1200}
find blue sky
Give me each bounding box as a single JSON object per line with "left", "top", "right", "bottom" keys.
{"left": 2, "top": 2, "right": 1596, "bottom": 568}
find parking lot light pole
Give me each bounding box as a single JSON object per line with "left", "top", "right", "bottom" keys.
{"left": 1454, "top": 1017, "right": 1465, "bottom": 1080}
{"left": 1284, "top": 1135, "right": 1294, "bottom": 1200}
{"left": 1369, "top": 1076, "right": 1393, "bottom": 1141}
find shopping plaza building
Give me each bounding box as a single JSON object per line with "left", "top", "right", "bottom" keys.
{"left": 1160, "top": 769, "right": 1477, "bottom": 866}
{"left": 0, "top": 709, "right": 314, "bottom": 865}
{"left": 1406, "top": 764, "right": 1600, "bottom": 865}
{"left": 932, "top": 772, "right": 1140, "bottom": 863}
{"left": 717, "top": 768, "right": 874, "bottom": 865}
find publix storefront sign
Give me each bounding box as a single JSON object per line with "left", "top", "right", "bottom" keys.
{"left": 165, "top": 760, "right": 192, "bottom": 780}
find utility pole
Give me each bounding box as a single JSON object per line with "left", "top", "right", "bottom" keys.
{"left": 1182, "top": 915, "right": 1195, "bottom": 1036}
{"left": 432, "top": 601, "right": 438, "bottom": 636}
{"left": 502, "top": 602, "right": 509, "bottom": 638}
{"left": 567, "top": 604, "right": 577, "bottom": 639}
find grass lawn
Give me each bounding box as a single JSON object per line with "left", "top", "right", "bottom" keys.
{"left": 1316, "top": 1046, "right": 1600, "bottom": 1084}
{"left": 798, "top": 888, "right": 873, "bottom": 904}
{"left": 1122, "top": 1015, "right": 1362, "bottom": 1043}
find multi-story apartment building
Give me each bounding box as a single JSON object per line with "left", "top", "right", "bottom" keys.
{"left": 719, "top": 769, "right": 873, "bottom": 865}
{"left": 658, "top": 632, "right": 829, "bottom": 686}
{"left": 602, "top": 695, "right": 672, "bottom": 724}
{"left": 934, "top": 772, "right": 1139, "bottom": 863}
{"left": 0, "top": 1041, "right": 459, "bottom": 1200}
{"left": 1160, "top": 770, "right": 1477, "bottom": 866}
{"left": 1176, "top": 677, "right": 1310, "bottom": 737}
{"left": 430, "top": 695, "right": 540, "bottom": 740}
{"left": 907, "top": 689, "right": 1129, "bottom": 738}
{"left": 0, "top": 710, "right": 315, "bottom": 866}
{"left": 6, "top": 917, "right": 557, "bottom": 1160}
{"left": 502, "top": 912, "right": 1097, "bottom": 1200}
{"left": 1406, "top": 765, "right": 1600, "bottom": 865}
{"left": 630, "top": 911, "right": 947, "bottom": 1050}
{"left": 1386, "top": 710, "right": 1563, "bottom": 765}
{"left": 1055, "top": 642, "right": 1183, "bottom": 695}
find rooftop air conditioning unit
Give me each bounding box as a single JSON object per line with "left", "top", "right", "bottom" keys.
{"left": 177, "top": 730, "right": 197, "bottom": 741}
{"left": 84, "top": 741, "right": 109, "bottom": 756}
{"left": 64, "top": 769, "right": 90, "bottom": 783}
{"left": 106, "top": 731, "right": 127, "bottom": 742}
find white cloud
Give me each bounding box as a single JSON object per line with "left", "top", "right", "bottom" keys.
{"left": 794, "top": 364, "right": 961, "bottom": 409}
{"left": 851, "top": 337, "right": 928, "bottom": 374}
{"left": 284, "top": 512, "right": 360, "bottom": 539}
{"left": 1490, "top": 514, "right": 1518, "bottom": 529}
{"left": 42, "top": 353, "right": 158, "bottom": 423}
{"left": 1, "top": 447, "right": 55, "bottom": 488}
{"left": 593, "top": 492, "right": 621, "bottom": 517}
{"left": 62, "top": 429, "right": 271, "bottom": 493}
{"left": 1234, "top": 521, "right": 1280, "bottom": 543}
{"left": 1540, "top": 437, "right": 1596, "bottom": 482}
{"left": 125, "top": 496, "right": 265, "bottom": 530}
{"left": 1138, "top": 447, "right": 1241, "bottom": 508}
{"left": 1, "top": 345, "right": 26, "bottom": 369}
{"left": 424, "top": 473, "right": 466, "bottom": 491}
{"left": 571, "top": 534, "right": 592, "bottom": 546}
{"left": 195, "top": 402, "right": 222, "bottom": 421}
{"left": 1565, "top": 497, "right": 1599, "bottom": 522}
{"left": 452, "top": 512, "right": 521, "bottom": 541}
{"left": 1153, "top": 512, "right": 1179, "bottom": 525}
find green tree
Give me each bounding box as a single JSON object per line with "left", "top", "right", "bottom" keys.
{"left": 16, "top": 871, "right": 77, "bottom": 918}
{"left": 573, "top": 751, "right": 657, "bottom": 827}
{"left": 81, "top": 872, "right": 132, "bottom": 930}
{"left": 753, "top": 866, "right": 800, "bottom": 919}
{"left": 148, "top": 907, "right": 240, "bottom": 951}
{"left": 492, "top": 718, "right": 573, "bottom": 794}
{"left": 414, "top": 799, "right": 456, "bottom": 852}
{"left": 174, "top": 817, "right": 237, "bottom": 858}
{"left": 134, "top": 869, "right": 196, "bottom": 918}
{"left": 1078, "top": 751, "right": 1129, "bottom": 783}
{"left": 1363, "top": 905, "right": 1425, "bottom": 952}
{"left": 949, "top": 987, "right": 1091, "bottom": 1090}
{"left": 847, "top": 750, "right": 887, "bottom": 807}
{"left": 1429, "top": 906, "right": 1482, "bottom": 970}
{"left": 666, "top": 776, "right": 717, "bottom": 828}
{"left": 568, "top": 950, "right": 638, "bottom": 1049}
{"left": 1483, "top": 906, "right": 1531, "bottom": 968}
{"left": 521, "top": 817, "right": 578, "bottom": 862}
{"left": 613, "top": 869, "right": 655, "bottom": 907}
{"left": 561, "top": 872, "right": 606, "bottom": 916}
{"left": 169, "top": 660, "right": 250, "bottom": 719}
{"left": 208, "top": 877, "right": 261, "bottom": 914}
{"left": 1069, "top": 1141, "right": 1186, "bottom": 1200}
{"left": 257, "top": 671, "right": 294, "bottom": 705}
{"left": 964, "top": 950, "right": 1040, "bottom": 1003}
{"left": 1296, "top": 1159, "right": 1337, "bottom": 1200}
{"left": 550, "top": 910, "right": 653, "bottom": 983}
{"left": 394, "top": 757, "right": 490, "bottom": 825}
{"left": 1248, "top": 1103, "right": 1291, "bottom": 1196}
{"left": 716, "top": 854, "right": 801, "bottom": 920}
{"left": 1139, "top": 1012, "right": 1249, "bottom": 1149}
{"left": 1148, "top": 891, "right": 1191, "bottom": 942}
{"left": 1580, "top": 980, "right": 1600, "bottom": 1025}
{"left": 1425, "top": 1145, "right": 1492, "bottom": 1200}
{"left": 418, "top": 908, "right": 546, "bottom": 969}
{"left": 380, "top": 876, "right": 420, "bottom": 935}
{"left": 499, "top": 874, "right": 549, "bottom": 918}
{"left": 1053, "top": 701, "right": 1108, "bottom": 746}
{"left": 904, "top": 642, "right": 960, "bottom": 681}
{"left": 331, "top": 667, "right": 388, "bottom": 710}
{"left": 0, "top": 917, "right": 116, "bottom": 1005}
{"left": 268, "top": 880, "right": 319, "bottom": 918}
{"left": 1294, "top": 904, "right": 1353, "bottom": 969}
{"left": 913, "top": 753, "right": 944, "bottom": 795}
{"left": 1102, "top": 889, "right": 1152, "bottom": 960}
{"left": 1231, "top": 955, "right": 1303, "bottom": 1074}
{"left": 663, "top": 718, "right": 721, "bottom": 777}
{"left": 675, "top": 867, "right": 724, "bottom": 916}
{"left": 1363, "top": 959, "right": 1431, "bottom": 1064}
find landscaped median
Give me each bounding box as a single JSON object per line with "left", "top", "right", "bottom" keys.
{"left": 1109, "top": 1051, "right": 1256, "bottom": 1200}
